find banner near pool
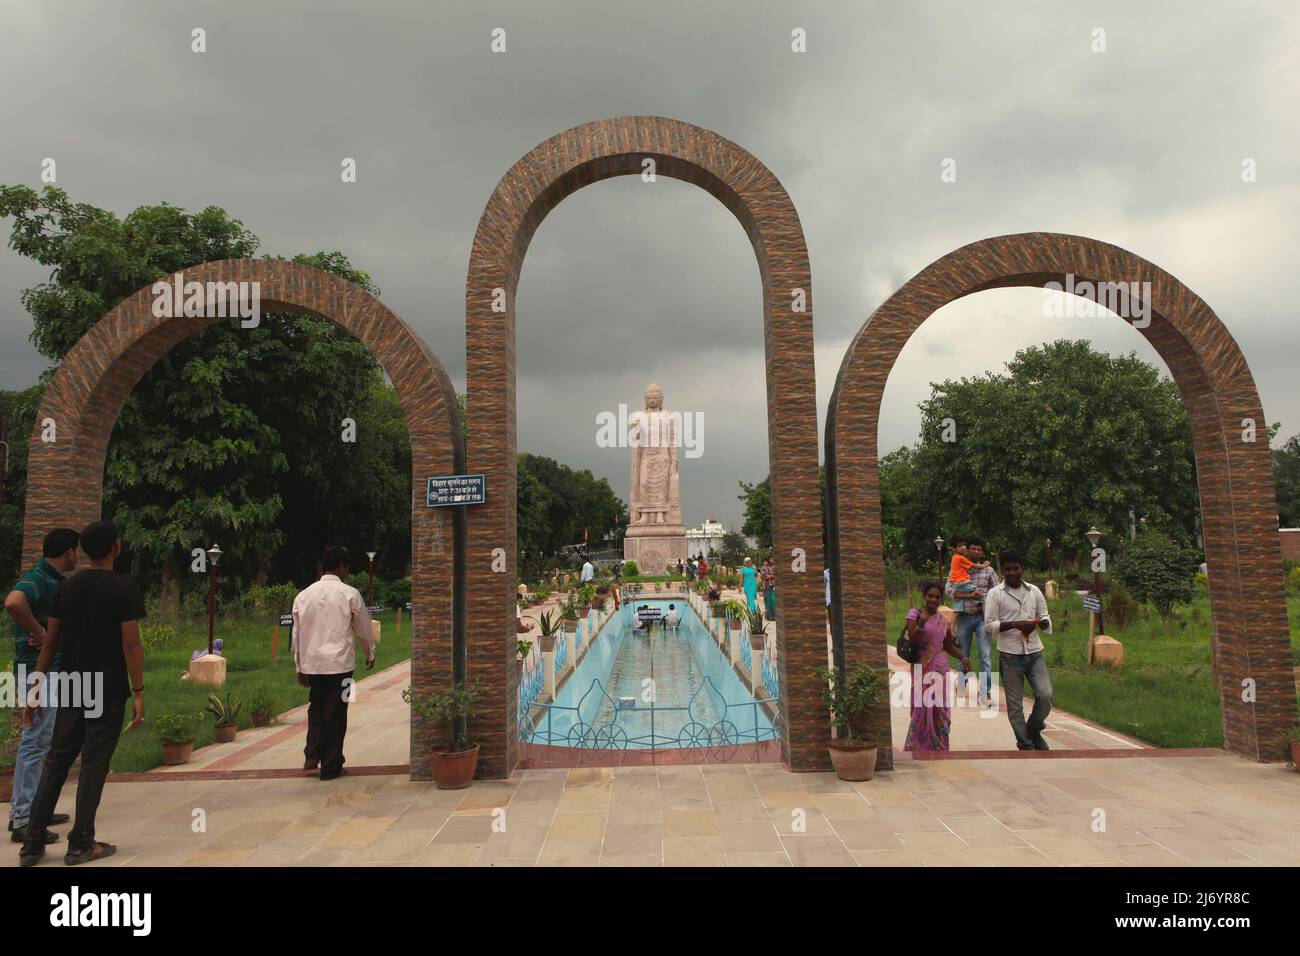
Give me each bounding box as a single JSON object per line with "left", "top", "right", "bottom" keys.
{"left": 426, "top": 473, "right": 486, "bottom": 507}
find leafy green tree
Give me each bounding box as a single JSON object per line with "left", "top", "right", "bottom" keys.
{"left": 0, "top": 385, "right": 43, "bottom": 584}
{"left": 737, "top": 477, "right": 772, "bottom": 549}
{"left": 516, "top": 452, "right": 626, "bottom": 577}
{"left": 910, "top": 340, "right": 1197, "bottom": 566}
{"left": 1272, "top": 429, "right": 1300, "bottom": 528}
{"left": 713, "top": 530, "right": 751, "bottom": 570}
{"left": 1112, "top": 531, "right": 1198, "bottom": 637}
{"left": 0, "top": 185, "right": 398, "bottom": 607}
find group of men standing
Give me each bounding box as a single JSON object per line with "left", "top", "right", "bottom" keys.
{"left": 6, "top": 525, "right": 376, "bottom": 867}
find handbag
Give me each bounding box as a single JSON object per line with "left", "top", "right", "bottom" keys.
{"left": 896, "top": 623, "right": 919, "bottom": 664}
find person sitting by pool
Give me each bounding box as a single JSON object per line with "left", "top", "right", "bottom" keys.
{"left": 663, "top": 603, "right": 681, "bottom": 629}
{"left": 633, "top": 605, "right": 651, "bottom": 631}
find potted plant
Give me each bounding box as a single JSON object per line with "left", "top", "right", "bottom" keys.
{"left": 206, "top": 690, "right": 244, "bottom": 743}
{"left": 559, "top": 595, "right": 581, "bottom": 626}
{"left": 814, "top": 664, "right": 886, "bottom": 781}
{"left": 744, "top": 606, "right": 767, "bottom": 650}
{"left": 402, "top": 683, "right": 482, "bottom": 789}
{"left": 247, "top": 686, "right": 278, "bottom": 727}
{"left": 516, "top": 639, "right": 533, "bottom": 674}
{"left": 536, "top": 610, "right": 561, "bottom": 652}
{"left": 155, "top": 712, "right": 203, "bottom": 765}
{"left": 723, "top": 599, "right": 748, "bottom": 631}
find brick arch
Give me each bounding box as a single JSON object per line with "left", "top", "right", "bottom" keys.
{"left": 466, "top": 116, "right": 827, "bottom": 775}
{"left": 825, "top": 231, "right": 1297, "bottom": 766}
{"left": 21, "top": 258, "right": 465, "bottom": 777}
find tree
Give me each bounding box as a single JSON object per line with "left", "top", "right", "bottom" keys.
{"left": 1112, "top": 531, "right": 1198, "bottom": 637}
{"left": 910, "top": 340, "right": 1198, "bottom": 564}
{"left": 516, "top": 452, "right": 626, "bottom": 578}
{"left": 0, "top": 385, "right": 43, "bottom": 584}
{"left": 0, "top": 185, "right": 398, "bottom": 603}
{"left": 714, "top": 530, "right": 751, "bottom": 570}
{"left": 737, "top": 477, "right": 772, "bottom": 549}
{"left": 1273, "top": 429, "right": 1300, "bottom": 528}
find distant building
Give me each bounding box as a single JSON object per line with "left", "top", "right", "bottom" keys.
{"left": 686, "top": 516, "right": 727, "bottom": 560}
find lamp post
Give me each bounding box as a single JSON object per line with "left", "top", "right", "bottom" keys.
{"left": 1085, "top": 527, "right": 1104, "bottom": 635}
{"left": 366, "top": 551, "right": 377, "bottom": 606}
{"left": 206, "top": 543, "right": 223, "bottom": 655}
{"left": 1046, "top": 537, "right": 1053, "bottom": 581}
{"left": 933, "top": 535, "right": 945, "bottom": 574}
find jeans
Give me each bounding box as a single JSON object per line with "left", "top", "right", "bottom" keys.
{"left": 10, "top": 669, "right": 59, "bottom": 828}
{"left": 999, "top": 651, "right": 1053, "bottom": 749}
{"left": 24, "top": 696, "right": 127, "bottom": 853}
{"left": 954, "top": 614, "right": 992, "bottom": 699}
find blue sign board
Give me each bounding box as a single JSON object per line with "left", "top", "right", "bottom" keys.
{"left": 366, "top": 605, "right": 384, "bottom": 614}
{"left": 1082, "top": 594, "right": 1101, "bottom": 612}
{"left": 426, "top": 473, "right": 486, "bottom": 507}
{"left": 278, "top": 613, "right": 293, "bottom": 628}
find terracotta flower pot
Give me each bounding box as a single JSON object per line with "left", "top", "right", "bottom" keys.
{"left": 729, "top": 619, "right": 742, "bottom": 631}
{"left": 214, "top": 723, "right": 238, "bottom": 743}
{"left": 0, "top": 769, "right": 14, "bottom": 803}
{"left": 540, "top": 634, "right": 557, "bottom": 653}
{"left": 827, "top": 739, "right": 878, "bottom": 781}
{"left": 161, "top": 741, "right": 194, "bottom": 766}
{"left": 251, "top": 711, "right": 273, "bottom": 728}
{"left": 749, "top": 633, "right": 765, "bottom": 651}
{"left": 431, "top": 744, "right": 481, "bottom": 790}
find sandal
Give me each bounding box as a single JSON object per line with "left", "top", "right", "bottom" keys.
{"left": 64, "top": 841, "right": 117, "bottom": 866}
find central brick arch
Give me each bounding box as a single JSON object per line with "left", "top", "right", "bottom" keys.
{"left": 20, "top": 259, "right": 465, "bottom": 778}
{"left": 465, "top": 116, "right": 828, "bottom": 775}
{"left": 825, "top": 232, "right": 1298, "bottom": 766}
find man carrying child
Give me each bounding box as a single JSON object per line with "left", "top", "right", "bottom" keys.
{"left": 945, "top": 536, "right": 998, "bottom": 706}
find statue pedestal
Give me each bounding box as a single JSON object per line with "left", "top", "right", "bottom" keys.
{"left": 624, "top": 528, "right": 688, "bottom": 576}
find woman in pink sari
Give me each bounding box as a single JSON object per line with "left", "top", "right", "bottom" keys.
{"left": 903, "top": 582, "right": 971, "bottom": 752}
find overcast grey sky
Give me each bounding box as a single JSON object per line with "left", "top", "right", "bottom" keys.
{"left": 2, "top": 0, "right": 1297, "bottom": 530}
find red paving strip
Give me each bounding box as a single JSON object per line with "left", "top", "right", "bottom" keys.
{"left": 900, "top": 747, "right": 1223, "bottom": 760}
{"left": 107, "top": 764, "right": 410, "bottom": 782}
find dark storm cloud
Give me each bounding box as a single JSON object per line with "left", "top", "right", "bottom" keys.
{"left": 1, "top": 0, "right": 1296, "bottom": 528}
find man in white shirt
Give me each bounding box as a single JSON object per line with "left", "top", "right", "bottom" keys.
{"left": 293, "top": 545, "right": 376, "bottom": 779}
{"left": 663, "top": 603, "right": 681, "bottom": 629}
{"left": 581, "top": 557, "right": 595, "bottom": 585}
{"left": 983, "top": 550, "right": 1053, "bottom": 751}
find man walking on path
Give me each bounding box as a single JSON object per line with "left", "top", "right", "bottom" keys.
{"left": 5, "top": 527, "right": 80, "bottom": 845}
{"left": 946, "top": 536, "right": 998, "bottom": 705}
{"left": 581, "top": 556, "right": 595, "bottom": 586}
{"left": 983, "top": 550, "right": 1053, "bottom": 750}
{"left": 293, "top": 545, "right": 375, "bottom": 780}
{"left": 20, "top": 521, "right": 146, "bottom": 867}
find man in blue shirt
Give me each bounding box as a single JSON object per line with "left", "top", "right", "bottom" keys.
{"left": 5, "top": 528, "right": 79, "bottom": 844}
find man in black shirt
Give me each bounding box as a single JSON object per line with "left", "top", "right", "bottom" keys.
{"left": 19, "top": 520, "right": 146, "bottom": 867}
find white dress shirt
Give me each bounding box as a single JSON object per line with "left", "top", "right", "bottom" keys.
{"left": 983, "top": 580, "right": 1052, "bottom": 655}
{"left": 292, "top": 574, "right": 376, "bottom": 674}
{"left": 581, "top": 561, "right": 594, "bottom": 583}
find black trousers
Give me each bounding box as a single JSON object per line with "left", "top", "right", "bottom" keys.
{"left": 304, "top": 672, "right": 353, "bottom": 776}
{"left": 24, "top": 697, "right": 127, "bottom": 853}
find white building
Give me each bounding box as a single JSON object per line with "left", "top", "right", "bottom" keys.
{"left": 686, "top": 516, "right": 727, "bottom": 560}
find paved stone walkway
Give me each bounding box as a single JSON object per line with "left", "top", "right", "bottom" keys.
{"left": 6, "top": 595, "right": 1297, "bottom": 867}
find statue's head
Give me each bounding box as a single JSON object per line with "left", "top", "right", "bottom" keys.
{"left": 644, "top": 383, "right": 663, "bottom": 410}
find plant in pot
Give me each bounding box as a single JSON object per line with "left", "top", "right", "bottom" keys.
{"left": 536, "top": 610, "right": 561, "bottom": 652}
{"left": 814, "top": 664, "right": 886, "bottom": 781}
{"left": 559, "top": 595, "right": 581, "bottom": 626}
{"left": 154, "top": 711, "right": 203, "bottom": 765}
{"left": 247, "top": 685, "right": 278, "bottom": 727}
{"left": 516, "top": 639, "right": 533, "bottom": 673}
{"left": 744, "top": 605, "right": 767, "bottom": 650}
{"left": 402, "top": 683, "right": 482, "bottom": 789}
{"left": 723, "top": 599, "right": 748, "bottom": 630}
{"left": 205, "top": 690, "right": 243, "bottom": 743}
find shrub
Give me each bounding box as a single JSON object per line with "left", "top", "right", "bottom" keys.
{"left": 140, "top": 623, "right": 179, "bottom": 651}
{"left": 403, "top": 683, "right": 481, "bottom": 752}
{"left": 1113, "top": 532, "right": 1198, "bottom": 637}
{"left": 1103, "top": 582, "right": 1140, "bottom": 631}
{"left": 247, "top": 583, "right": 299, "bottom": 615}
{"left": 1286, "top": 567, "right": 1300, "bottom": 596}
{"left": 245, "top": 684, "right": 278, "bottom": 718}
{"left": 622, "top": 561, "right": 639, "bottom": 577}
{"left": 814, "top": 664, "right": 886, "bottom": 746}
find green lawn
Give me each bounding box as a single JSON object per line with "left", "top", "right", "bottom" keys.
{"left": 4, "top": 608, "right": 412, "bottom": 773}
{"left": 884, "top": 590, "right": 1300, "bottom": 751}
